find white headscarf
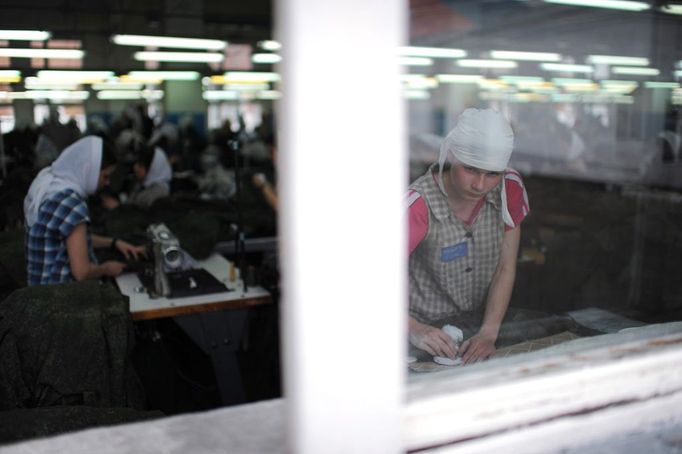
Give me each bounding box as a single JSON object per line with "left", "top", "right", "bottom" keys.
{"left": 437, "top": 108, "right": 515, "bottom": 225}
{"left": 143, "top": 147, "right": 172, "bottom": 190}
{"left": 24, "top": 136, "right": 103, "bottom": 227}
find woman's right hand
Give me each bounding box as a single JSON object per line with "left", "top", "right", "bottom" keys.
{"left": 102, "top": 261, "right": 127, "bottom": 277}
{"left": 409, "top": 320, "right": 458, "bottom": 359}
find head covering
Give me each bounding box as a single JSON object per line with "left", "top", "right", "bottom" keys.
{"left": 24, "top": 135, "right": 103, "bottom": 227}
{"left": 437, "top": 108, "right": 515, "bottom": 223}
{"left": 143, "top": 147, "right": 172, "bottom": 190}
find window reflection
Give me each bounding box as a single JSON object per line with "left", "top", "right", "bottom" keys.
{"left": 406, "top": 0, "right": 682, "bottom": 373}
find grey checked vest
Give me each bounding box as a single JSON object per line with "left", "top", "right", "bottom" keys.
{"left": 409, "top": 165, "right": 504, "bottom": 323}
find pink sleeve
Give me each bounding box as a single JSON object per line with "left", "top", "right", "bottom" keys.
{"left": 503, "top": 170, "right": 530, "bottom": 231}
{"left": 407, "top": 190, "right": 429, "bottom": 255}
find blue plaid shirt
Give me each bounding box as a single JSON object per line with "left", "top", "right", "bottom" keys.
{"left": 26, "top": 189, "right": 96, "bottom": 286}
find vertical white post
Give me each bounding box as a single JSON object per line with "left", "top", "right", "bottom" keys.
{"left": 277, "top": 0, "right": 406, "bottom": 453}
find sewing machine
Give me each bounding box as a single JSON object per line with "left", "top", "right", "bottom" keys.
{"left": 142, "top": 223, "right": 228, "bottom": 299}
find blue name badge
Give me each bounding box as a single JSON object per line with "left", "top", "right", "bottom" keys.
{"left": 441, "top": 242, "right": 468, "bottom": 262}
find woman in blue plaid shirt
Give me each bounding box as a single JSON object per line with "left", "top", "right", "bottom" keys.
{"left": 24, "top": 136, "right": 147, "bottom": 286}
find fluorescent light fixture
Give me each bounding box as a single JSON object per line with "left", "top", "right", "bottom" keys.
{"left": 552, "top": 77, "right": 594, "bottom": 85}
{"left": 479, "top": 91, "right": 508, "bottom": 101}
{"left": 134, "top": 51, "right": 224, "bottom": 63}
{"left": 457, "top": 59, "right": 517, "bottom": 69}
{"left": 477, "top": 79, "right": 513, "bottom": 91}
{"left": 112, "top": 34, "right": 226, "bottom": 50}
{"left": 223, "top": 72, "right": 280, "bottom": 83}
{"left": 404, "top": 89, "right": 430, "bottom": 100}
{"left": 661, "top": 4, "right": 682, "bottom": 14}
{"left": 203, "top": 90, "right": 240, "bottom": 101}
{"left": 224, "top": 83, "right": 270, "bottom": 91}
{"left": 586, "top": 55, "right": 649, "bottom": 66}
{"left": 400, "top": 57, "right": 433, "bottom": 66}
{"left": 0, "top": 48, "right": 84, "bottom": 59}
{"left": 252, "top": 53, "right": 282, "bottom": 64}
{"left": 97, "top": 90, "right": 163, "bottom": 100}
{"left": 258, "top": 40, "right": 282, "bottom": 51}
{"left": 399, "top": 46, "right": 467, "bottom": 58}
{"left": 91, "top": 81, "right": 144, "bottom": 90}
{"left": 127, "top": 71, "right": 200, "bottom": 81}
{"left": 0, "top": 30, "right": 51, "bottom": 41}
{"left": 257, "top": 90, "right": 282, "bottom": 100}
{"left": 612, "top": 66, "right": 660, "bottom": 76}
{"left": 644, "top": 81, "right": 680, "bottom": 89}
{"left": 25, "top": 77, "right": 79, "bottom": 90}
{"left": 402, "top": 75, "right": 437, "bottom": 89}
{"left": 551, "top": 93, "right": 579, "bottom": 102}
{"left": 436, "top": 74, "right": 483, "bottom": 83}
{"left": 15, "top": 90, "right": 89, "bottom": 101}
{"left": 36, "top": 70, "right": 114, "bottom": 82}
{"left": 601, "top": 80, "right": 638, "bottom": 93}
{"left": 0, "top": 70, "right": 21, "bottom": 83}
{"left": 490, "top": 50, "right": 561, "bottom": 61}
{"left": 500, "top": 76, "right": 546, "bottom": 87}
{"left": 544, "top": 0, "right": 649, "bottom": 11}
{"left": 541, "top": 63, "right": 593, "bottom": 73}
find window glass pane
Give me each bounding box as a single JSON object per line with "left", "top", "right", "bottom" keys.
{"left": 406, "top": 0, "right": 682, "bottom": 375}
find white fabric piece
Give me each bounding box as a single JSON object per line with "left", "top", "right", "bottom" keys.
{"left": 144, "top": 147, "right": 172, "bottom": 190}
{"left": 433, "top": 356, "right": 463, "bottom": 366}
{"left": 437, "top": 108, "right": 514, "bottom": 195}
{"left": 24, "top": 136, "right": 103, "bottom": 227}
{"left": 433, "top": 324, "right": 465, "bottom": 366}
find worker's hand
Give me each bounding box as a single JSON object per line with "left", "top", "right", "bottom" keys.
{"left": 409, "top": 321, "right": 458, "bottom": 359}
{"left": 115, "top": 240, "right": 148, "bottom": 261}
{"left": 102, "top": 261, "right": 127, "bottom": 277}
{"left": 101, "top": 194, "right": 120, "bottom": 210}
{"left": 252, "top": 173, "right": 267, "bottom": 189}
{"left": 459, "top": 331, "right": 496, "bottom": 364}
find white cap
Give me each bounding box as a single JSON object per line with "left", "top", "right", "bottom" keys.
{"left": 439, "top": 107, "right": 513, "bottom": 173}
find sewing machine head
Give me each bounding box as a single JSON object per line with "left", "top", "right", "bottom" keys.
{"left": 146, "top": 223, "right": 185, "bottom": 297}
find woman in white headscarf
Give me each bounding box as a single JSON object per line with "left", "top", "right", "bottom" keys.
{"left": 24, "top": 136, "right": 147, "bottom": 286}
{"left": 102, "top": 144, "right": 172, "bottom": 210}
{"left": 407, "top": 108, "right": 530, "bottom": 365}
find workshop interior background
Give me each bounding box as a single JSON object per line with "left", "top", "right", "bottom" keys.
{"left": 1, "top": 0, "right": 682, "bottom": 445}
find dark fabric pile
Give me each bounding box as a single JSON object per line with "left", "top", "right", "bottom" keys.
{"left": 93, "top": 192, "right": 276, "bottom": 260}
{"left": 0, "top": 280, "right": 146, "bottom": 410}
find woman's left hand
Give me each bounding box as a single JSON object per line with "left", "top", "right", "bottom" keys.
{"left": 115, "top": 240, "right": 148, "bottom": 261}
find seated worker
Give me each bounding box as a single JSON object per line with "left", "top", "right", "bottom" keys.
{"left": 102, "top": 145, "right": 172, "bottom": 210}
{"left": 24, "top": 135, "right": 146, "bottom": 286}
{"left": 407, "top": 108, "right": 530, "bottom": 364}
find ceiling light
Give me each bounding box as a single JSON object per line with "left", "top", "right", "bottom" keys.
{"left": 203, "top": 90, "right": 240, "bottom": 101}
{"left": 612, "top": 66, "right": 660, "bottom": 76}
{"left": 91, "top": 81, "right": 144, "bottom": 90}
{"left": 402, "top": 76, "right": 438, "bottom": 89}
{"left": 457, "top": 59, "right": 517, "bottom": 69}
{"left": 400, "top": 57, "right": 433, "bottom": 66}
{"left": 97, "top": 90, "right": 164, "bottom": 100}
{"left": 36, "top": 70, "right": 114, "bottom": 82}
{"left": 257, "top": 90, "right": 282, "bottom": 100}
{"left": 644, "top": 82, "right": 680, "bottom": 89}
{"left": 252, "top": 53, "right": 282, "bottom": 64}
{"left": 404, "top": 89, "right": 430, "bottom": 100}
{"left": 541, "top": 63, "right": 593, "bottom": 73}
{"left": 258, "top": 40, "right": 282, "bottom": 51}
{"left": 677, "top": 70, "right": 682, "bottom": 78}
{"left": 661, "top": 4, "right": 682, "bottom": 14}
{"left": 490, "top": 51, "right": 561, "bottom": 61}
{"left": 134, "top": 51, "right": 224, "bottom": 63}
{"left": 112, "top": 34, "right": 227, "bottom": 50}
{"left": 586, "top": 55, "right": 649, "bottom": 66}
{"left": 500, "top": 76, "right": 545, "bottom": 84}
{"left": 477, "top": 79, "right": 513, "bottom": 91}
{"left": 551, "top": 93, "right": 579, "bottom": 102}
{"left": 552, "top": 77, "right": 594, "bottom": 85}
{"left": 399, "top": 47, "right": 467, "bottom": 58}
{"left": 543, "top": 0, "right": 649, "bottom": 11}
{"left": 0, "top": 30, "right": 51, "bottom": 41}
{"left": 25, "top": 77, "right": 79, "bottom": 90}
{"left": 126, "top": 71, "right": 200, "bottom": 81}
{"left": 222, "top": 72, "right": 281, "bottom": 83}
{"left": 0, "top": 70, "right": 21, "bottom": 83}
{"left": 0, "top": 48, "right": 84, "bottom": 59}
{"left": 436, "top": 74, "right": 484, "bottom": 83}
{"left": 15, "top": 90, "right": 89, "bottom": 101}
